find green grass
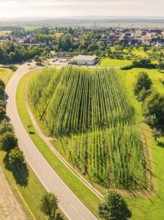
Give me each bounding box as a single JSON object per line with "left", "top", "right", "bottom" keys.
{"left": 99, "top": 58, "right": 132, "bottom": 67}
{"left": 0, "top": 68, "right": 14, "bottom": 85}
{"left": 119, "top": 67, "right": 164, "bottom": 220}
{"left": 125, "top": 136, "right": 164, "bottom": 220}
{"left": 0, "top": 68, "right": 8, "bottom": 78}
{"left": 16, "top": 70, "right": 101, "bottom": 219}
{"left": 121, "top": 68, "right": 164, "bottom": 95}
{"left": 0, "top": 152, "right": 47, "bottom": 220}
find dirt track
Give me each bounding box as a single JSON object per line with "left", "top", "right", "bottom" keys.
{"left": 0, "top": 166, "right": 27, "bottom": 220}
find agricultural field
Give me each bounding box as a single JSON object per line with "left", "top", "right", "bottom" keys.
{"left": 28, "top": 67, "right": 150, "bottom": 190}
{"left": 99, "top": 58, "right": 132, "bottom": 67}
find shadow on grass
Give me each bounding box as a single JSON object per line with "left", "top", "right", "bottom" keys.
{"left": 55, "top": 212, "right": 65, "bottom": 220}
{"left": 157, "top": 141, "right": 164, "bottom": 148}
{"left": 3, "top": 154, "right": 29, "bottom": 186}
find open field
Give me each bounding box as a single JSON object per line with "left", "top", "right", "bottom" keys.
{"left": 99, "top": 58, "right": 132, "bottom": 67}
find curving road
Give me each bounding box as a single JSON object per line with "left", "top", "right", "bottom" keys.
{"left": 6, "top": 64, "right": 97, "bottom": 220}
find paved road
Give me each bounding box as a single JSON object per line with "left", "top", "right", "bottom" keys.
{"left": 6, "top": 64, "right": 97, "bottom": 220}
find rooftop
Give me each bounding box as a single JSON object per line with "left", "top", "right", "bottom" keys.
{"left": 73, "top": 55, "right": 98, "bottom": 61}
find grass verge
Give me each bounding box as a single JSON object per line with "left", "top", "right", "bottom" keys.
{"left": 0, "top": 68, "right": 14, "bottom": 85}
{"left": 0, "top": 151, "right": 47, "bottom": 220}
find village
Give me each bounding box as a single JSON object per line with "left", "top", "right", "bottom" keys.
{"left": 0, "top": 27, "right": 164, "bottom": 48}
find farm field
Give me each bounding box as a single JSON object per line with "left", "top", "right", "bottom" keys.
{"left": 28, "top": 67, "right": 150, "bottom": 190}
{"left": 99, "top": 58, "right": 132, "bottom": 67}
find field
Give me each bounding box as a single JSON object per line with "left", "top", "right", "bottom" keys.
{"left": 28, "top": 67, "right": 149, "bottom": 190}
{"left": 99, "top": 58, "right": 132, "bottom": 67}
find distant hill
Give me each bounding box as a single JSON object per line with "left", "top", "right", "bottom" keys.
{"left": 0, "top": 16, "right": 164, "bottom": 29}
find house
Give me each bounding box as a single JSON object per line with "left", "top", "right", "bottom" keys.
{"left": 70, "top": 55, "right": 98, "bottom": 65}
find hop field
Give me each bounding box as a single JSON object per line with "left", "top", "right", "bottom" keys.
{"left": 28, "top": 67, "right": 149, "bottom": 189}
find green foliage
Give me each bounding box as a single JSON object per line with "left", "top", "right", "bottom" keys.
{"left": 39, "top": 192, "right": 58, "bottom": 219}
{"left": 138, "top": 87, "right": 151, "bottom": 101}
{"left": 58, "top": 33, "right": 75, "bottom": 51}
{"left": 8, "top": 147, "right": 25, "bottom": 166}
{"left": 9, "top": 64, "right": 17, "bottom": 71}
{"left": 152, "top": 128, "right": 161, "bottom": 141}
{"left": 0, "top": 79, "right": 5, "bottom": 101}
{"left": 157, "top": 62, "right": 164, "bottom": 71}
{"left": 34, "top": 55, "right": 42, "bottom": 63}
{"left": 98, "top": 191, "right": 131, "bottom": 220}
{"left": 0, "top": 120, "right": 13, "bottom": 135}
{"left": 134, "top": 72, "right": 152, "bottom": 96}
{"left": 0, "top": 131, "right": 18, "bottom": 152}
{"left": 28, "top": 67, "right": 147, "bottom": 189}
{"left": 0, "top": 106, "right": 6, "bottom": 121}
{"left": 132, "top": 58, "right": 155, "bottom": 68}
{"left": 0, "top": 42, "right": 44, "bottom": 64}
{"left": 143, "top": 92, "right": 164, "bottom": 128}
{"left": 0, "top": 79, "right": 5, "bottom": 90}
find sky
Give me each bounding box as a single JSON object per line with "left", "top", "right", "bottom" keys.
{"left": 0, "top": 0, "right": 163, "bottom": 18}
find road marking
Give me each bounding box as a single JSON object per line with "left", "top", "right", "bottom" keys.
{"left": 70, "top": 204, "right": 78, "bottom": 213}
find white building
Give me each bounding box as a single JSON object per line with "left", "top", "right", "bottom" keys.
{"left": 70, "top": 55, "right": 98, "bottom": 65}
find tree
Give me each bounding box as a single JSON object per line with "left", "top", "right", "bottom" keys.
{"left": 152, "top": 128, "right": 161, "bottom": 141}
{"left": 0, "top": 120, "right": 13, "bottom": 135}
{"left": 134, "top": 72, "right": 152, "bottom": 96}
{"left": 8, "top": 147, "right": 24, "bottom": 166}
{"left": 34, "top": 55, "right": 42, "bottom": 63}
{"left": 0, "top": 132, "right": 18, "bottom": 152}
{"left": 0, "top": 79, "right": 5, "bottom": 90}
{"left": 98, "top": 191, "right": 131, "bottom": 220}
{"left": 143, "top": 92, "right": 164, "bottom": 128}
{"left": 0, "top": 106, "right": 5, "bottom": 122}
{"left": 39, "top": 192, "right": 58, "bottom": 220}
{"left": 132, "top": 58, "right": 151, "bottom": 67}
{"left": 157, "top": 62, "right": 164, "bottom": 71}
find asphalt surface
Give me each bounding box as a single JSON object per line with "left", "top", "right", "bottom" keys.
{"left": 6, "top": 64, "right": 98, "bottom": 220}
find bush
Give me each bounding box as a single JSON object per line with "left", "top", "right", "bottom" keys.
{"left": 138, "top": 87, "right": 151, "bottom": 101}
{"left": 134, "top": 72, "right": 152, "bottom": 96}
{"left": 121, "top": 65, "right": 133, "bottom": 70}
{"left": 0, "top": 131, "right": 18, "bottom": 152}
{"left": 9, "top": 65, "right": 17, "bottom": 71}
{"left": 8, "top": 147, "right": 25, "bottom": 166}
